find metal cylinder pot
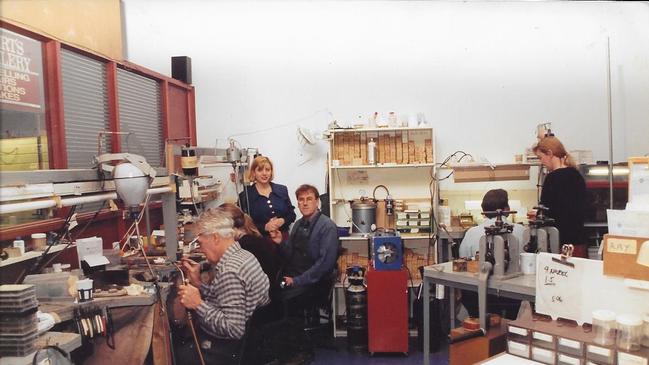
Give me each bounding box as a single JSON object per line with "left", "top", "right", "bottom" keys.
{"left": 351, "top": 198, "right": 376, "bottom": 235}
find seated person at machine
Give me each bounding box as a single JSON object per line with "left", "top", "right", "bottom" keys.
{"left": 220, "top": 202, "right": 281, "bottom": 290}
{"left": 268, "top": 184, "right": 339, "bottom": 317}
{"left": 458, "top": 189, "right": 525, "bottom": 320}
{"left": 177, "top": 208, "right": 270, "bottom": 365}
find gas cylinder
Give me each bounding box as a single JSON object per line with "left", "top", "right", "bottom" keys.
{"left": 345, "top": 266, "right": 368, "bottom": 352}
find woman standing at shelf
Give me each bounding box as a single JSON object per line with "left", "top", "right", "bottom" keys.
{"left": 534, "top": 136, "right": 587, "bottom": 257}
{"left": 239, "top": 156, "right": 296, "bottom": 239}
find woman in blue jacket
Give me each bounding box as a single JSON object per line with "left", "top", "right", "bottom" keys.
{"left": 239, "top": 156, "right": 296, "bottom": 238}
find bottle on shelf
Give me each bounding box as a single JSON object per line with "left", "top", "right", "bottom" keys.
{"left": 368, "top": 138, "right": 377, "bottom": 165}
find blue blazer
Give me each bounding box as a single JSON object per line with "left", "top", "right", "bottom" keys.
{"left": 239, "top": 182, "right": 296, "bottom": 235}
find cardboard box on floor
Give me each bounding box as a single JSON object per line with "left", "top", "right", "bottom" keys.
{"left": 449, "top": 325, "right": 507, "bottom": 365}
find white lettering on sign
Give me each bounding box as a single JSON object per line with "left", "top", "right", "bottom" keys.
{"left": 607, "top": 238, "right": 637, "bottom": 255}
{"left": 0, "top": 28, "right": 42, "bottom": 110}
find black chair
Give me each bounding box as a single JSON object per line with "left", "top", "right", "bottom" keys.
{"left": 237, "top": 304, "right": 274, "bottom": 365}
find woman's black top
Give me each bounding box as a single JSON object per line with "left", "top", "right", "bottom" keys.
{"left": 239, "top": 234, "right": 281, "bottom": 283}
{"left": 540, "top": 167, "right": 587, "bottom": 245}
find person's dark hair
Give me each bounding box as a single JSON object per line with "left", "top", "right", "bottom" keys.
{"left": 481, "top": 189, "right": 509, "bottom": 218}
{"left": 295, "top": 184, "right": 319, "bottom": 199}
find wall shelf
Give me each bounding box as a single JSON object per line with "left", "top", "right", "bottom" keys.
{"left": 452, "top": 163, "right": 531, "bottom": 183}
{"left": 0, "top": 244, "right": 74, "bottom": 268}
{"left": 328, "top": 126, "right": 433, "bottom": 134}
{"left": 331, "top": 163, "right": 435, "bottom": 169}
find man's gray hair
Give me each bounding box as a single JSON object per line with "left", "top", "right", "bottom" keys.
{"left": 195, "top": 208, "right": 235, "bottom": 239}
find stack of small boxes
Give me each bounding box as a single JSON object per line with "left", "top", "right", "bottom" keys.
{"left": 396, "top": 210, "right": 432, "bottom": 234}
{"left": 0, "top": 284, "right": 39, "bottom": 358}
{"left": 332, "top": 130, "right": 433, "bottom": 166}
{"left": 506, "top": 315, "right": 649, "bottom": 365}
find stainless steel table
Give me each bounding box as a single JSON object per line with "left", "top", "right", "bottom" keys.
{"left": 422, "top": 262, "right": 536, "bottom": 365}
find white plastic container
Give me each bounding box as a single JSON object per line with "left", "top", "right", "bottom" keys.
{"left": 642, "top": 313, "right": 649, "bottom": 348}
{"left": 616, "top": 314, "right": 643, "bottom": 352}
{"left": 520, "top": 252, "right": 537, "bottom": 275}
{"left": 12, "top": 239, "right": 25, "bottom": 255}
{"left": 592, "top": 309, "right": 617, "bottom": 346}
{"left": 31, "top": 233, "right": 46, "bottom": 251}
{"left": 76, "top": 279, "right": 94, "bottom": 302}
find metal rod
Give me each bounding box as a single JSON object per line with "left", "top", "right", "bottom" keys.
{"left": 1, "top": 187, "right": 172, "bottom": 215}
{"left": 606, "top": 37, "right": 614, "bottom": 209}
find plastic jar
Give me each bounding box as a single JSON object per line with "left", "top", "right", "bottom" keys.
{"left": 642, "top": 314, "right": 649, "bottom": 348}
{"left": 31, "top": 233, "right": 47, "bottom": 251}
{"left": 616, "top": 314, "right": 643, "bottom": 352}
{"left": 592, "top": 309, "right": 617, "bottom": 346}
{"left": 12, "top": 238, "right": 25, "bottom": 255}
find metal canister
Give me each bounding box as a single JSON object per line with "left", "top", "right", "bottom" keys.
{"left": 351, "top": 198, "right": 376, "bottom": 236}
{"left": 345, "top": 267, "right": 367, "bottom": 352}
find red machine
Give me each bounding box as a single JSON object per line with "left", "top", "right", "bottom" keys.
{"left": 366, "top": 267, "right": 409, "bottom": 355}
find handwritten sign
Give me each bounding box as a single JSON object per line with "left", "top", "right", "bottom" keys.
{"left": 607, "top": 237, "right": 637, "bottom": 255}
{"left": 535, "top": 253, "right": 583, "bottom": 322}
{"left": 536, "top": 253, "right": 649, "bottom": 325}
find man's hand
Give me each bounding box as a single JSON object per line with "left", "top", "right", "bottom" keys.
{"left": 180, "top": 258, "right": 201, "bottom": 287}
{"left": 283, "top": 276, "right": 294, "bottom": 287}
{"left": 265, "top": 217, "right": 285, "bottom": 233}
{"left": 268, "top": 229, "right": 282, "bottom": 244}
{"left": 178, "top": 284, "right": 203, "bottom": 310}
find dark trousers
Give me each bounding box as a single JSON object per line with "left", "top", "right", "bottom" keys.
{"left": 460, "top": 290, "right": 521, "bottom": 320}
{"left": 174, "top": 334, "right": 242, "bottom": 365}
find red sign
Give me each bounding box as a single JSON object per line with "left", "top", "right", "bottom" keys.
{"left": 0, "top": 28, "right": 44, "bottom": 111}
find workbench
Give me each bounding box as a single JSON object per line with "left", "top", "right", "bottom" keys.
{"left": 0, "top": 291, "right": 162, "bottom": 365}
{"left": 422, "top": 262, "right": 536, "bottom": 365}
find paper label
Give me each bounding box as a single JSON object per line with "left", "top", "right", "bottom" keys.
{"left": 558, "top": 354, "right": 581, "bottom": 365}
{"left": 533, "top": 331, "right": 553, "bottom": 342}
{"left": 588, "top": 345, "right": 611, "bottom": 357}
{"left": 607, "top": 238, "right": 638, "bottom": 255}
{"left": 618, "top": 351, "right": 648, "bottom": 365}
{"left": 532, "top": 346, "right": 554, "bottom": 361}
{"left": 508, "top": 340, "right": 529, "bottom": 357}
{"left": 559, "top": 338, "right": 581, "bottom": 349}
{"left": 508, "top": 326, "right": 528, "bottom": 336}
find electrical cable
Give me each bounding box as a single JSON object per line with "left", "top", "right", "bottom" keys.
{"left": 173, "top": 263, "right": 206, "bottom": 365}
{"left": 187, "top": 175, "right": 202, "bottom": 216}
{"left": 36, "top": 201, "right": 108, "bottom": 273}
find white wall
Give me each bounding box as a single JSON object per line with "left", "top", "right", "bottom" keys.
{"left": 122, "top": 0, "right": 649, "bottom": 197}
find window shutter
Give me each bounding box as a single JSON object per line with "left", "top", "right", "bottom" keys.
{"left": 61, "top": 49, "right": 109, "bottom": 168}
{"left": 117, "top": 69, "right": 163, "bottom": 167}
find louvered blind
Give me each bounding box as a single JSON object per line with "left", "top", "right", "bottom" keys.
{"left": 117, "top": 69, "right": 163, "bottom": 167}
{"left": 61, "top": 49, "right": 110, "bottom": 168}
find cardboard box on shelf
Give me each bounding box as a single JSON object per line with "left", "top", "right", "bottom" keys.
{"left": 603, "top": 234, "right": 649, "bottom": 281}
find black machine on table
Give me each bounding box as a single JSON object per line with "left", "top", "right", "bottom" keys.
{"left": 522, "top": 205, "right": 560, "bottom": 254}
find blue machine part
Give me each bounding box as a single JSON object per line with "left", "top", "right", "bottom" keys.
{"left": 371, "top": 235, "right": 403, "bottom": 271}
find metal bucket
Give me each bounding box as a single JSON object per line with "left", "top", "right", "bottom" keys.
{"left": 351, "top": 198, "right": 376, "bottom": 236}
